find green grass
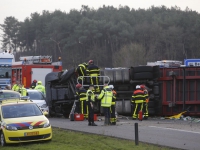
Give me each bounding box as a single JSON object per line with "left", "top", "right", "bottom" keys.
{"left": 1, "top": 127, "right": 177, "bottom": 150}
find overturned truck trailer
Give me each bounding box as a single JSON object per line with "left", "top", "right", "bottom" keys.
{"left": 45, "top": 66, "right": 160, "bottom": 117}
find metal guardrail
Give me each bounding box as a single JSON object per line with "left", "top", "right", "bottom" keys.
{"left": 77, "top": 76, "right": 110, "bottom": 87}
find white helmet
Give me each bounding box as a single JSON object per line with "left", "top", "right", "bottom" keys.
{"left": 136, "top": 85, "right": 141, "bottom": 89}
{"left": 109, "top": 85, "right": 114, "bottom": 89}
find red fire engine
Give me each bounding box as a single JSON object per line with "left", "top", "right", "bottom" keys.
{"left": 12, "top": 56, "right": 62, "bottom": 88}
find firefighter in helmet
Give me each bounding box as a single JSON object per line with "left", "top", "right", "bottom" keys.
{"left": 140, "top": 84, "right": 149, "bottom": 119}
{"left": 97, "top": 83, "right": 113, "bottom": 126}
{"left": 34, "top": 81, "right": 46, "bottom": 95}
{"left": 86, "top": 60, "right": 100, "bottom": 92}
{"left": 86, "top": 84, "right": 97, "bottom": 126}
{"left": 109, "top": 85, "right": 117, "bottom": 125}
{"left": 76, "top": 62, "right": 88, "bottom": 82}
{"left": 131, "top": 85, "right": 146, "bottom": 120}
{"left": 30, "top": 80, "right": 37, "bottom": 89}
{"left": 76, "top": 83, "right": 88, "bottom": 119}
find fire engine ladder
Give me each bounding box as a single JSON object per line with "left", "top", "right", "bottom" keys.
{"left": 77, "top": 76, "right": 110, "bottom": 89}
{"left": 19, "top": 56, "right": 52, "bottom": 64}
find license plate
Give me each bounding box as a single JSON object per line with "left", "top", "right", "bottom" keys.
{"left": 24, "top": 131, "right": 39, "bottom": 136}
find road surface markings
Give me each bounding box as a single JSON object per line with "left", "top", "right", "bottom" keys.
{"left": 149, "top": 126, "right": 200, "bottom": 134}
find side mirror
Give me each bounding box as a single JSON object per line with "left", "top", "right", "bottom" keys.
{"left": 43, "top": 111, "right": 49, "bottom": 116}
{"left": 20, "top": 96, "right": 30, "bottom": 100}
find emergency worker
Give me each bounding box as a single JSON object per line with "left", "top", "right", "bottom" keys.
{"left": 19, "top": 84, "right": 27, "bottom": 96}
{"left": 86, "top": 84, "right": 97, "bottom": 126}
{"left": 97, "top": 84, "right": 113, "bottom": 126}
{"left": 131, "top": 85, "right": 146, "bottom": 120}
{"left": 86, "top": 60, "right": 100, "bottom": 92}
{"left": 30, "top": 80, "right": 37, "bottom": 89}
{"left": 34, "top": 81, "right": 46, "bottom": 95}
{"left": 76, "top": 83, "right": 88, "bottom": 119}
{"left": 76, "top": 63, "right": 88, "bottom": 81}
{"left": 109, "top": 85, "right": 117, "bottom": 125}
{"left": 140, "top": 84, "right": 149, "bottom": 120}
{"left": 12, "top": 81, "right": 20, "bottom": 92}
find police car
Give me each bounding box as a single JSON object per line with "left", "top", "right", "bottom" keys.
{"left": 0, "top": 98, "right": 52, "bottom": 146}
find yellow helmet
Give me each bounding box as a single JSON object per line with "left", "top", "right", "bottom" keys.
{"left": 38, "top": 81, "right": 42, "bottom": 84}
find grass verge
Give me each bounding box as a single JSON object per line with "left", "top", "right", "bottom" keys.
{"left": 1, "top": 127, "right": 177, "bottom": 150}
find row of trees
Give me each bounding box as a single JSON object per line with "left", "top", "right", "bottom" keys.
{"left": 1, "top": 5, "right": 200, "bottom": 69}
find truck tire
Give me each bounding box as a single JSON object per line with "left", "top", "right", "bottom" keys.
{"left": 149, "top": 94, "right": 155, "bottom": 99}
{"left": 153, "top": 86, "right": 159, "bottom": 95}
{"left": 148, "top": 108, "right": 155, "bottom": 115}
{"left": 133, "top": 72, "right": 153, "bottom": 80}
{"left": 148, "top": 101, "right": 155, "bottom": 108}
{"left": 133, "top": 66, "right": 153, "bottom": 73}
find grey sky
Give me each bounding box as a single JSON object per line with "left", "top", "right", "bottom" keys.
{"left": 0, "top": 0, "right": 200, "bottom": 46}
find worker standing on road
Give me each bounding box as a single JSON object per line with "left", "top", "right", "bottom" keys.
{"left": 86, "top": 84, "right": 97, "bottom": 126}
{"left": 30, "top": 80, "right": 37, "bottom": 89}
{"left": 97, "top": 83, "right": 113, "bottom": 126}
{"left": 109, "top": 85, "right": 117, "bottom": 125}
{"left": 12, "top": 80, "right": 20, "bottom": 92}
{"left": 18, "top": 84, "right": 27, "bottom": 96}
{"left": 34, "top": 81, "right": 46, "bottom": 95}
{"left": 131, "top": 85, "right": 146, "bottom": 120}
{"left": 140, "top": 84, "right": 149, "bottom": 120}
{"left": 76, "top": 62, "right": 88, "bottom": 82}
{"left": 86, "top": 60, "right": 100, "bottom": 93}
{"left": 76, "top": 83, "right": 88, "bottom": 119}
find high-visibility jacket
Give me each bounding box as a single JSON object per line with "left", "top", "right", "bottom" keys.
{"left": 132, "top": 89, "right": 145, "bottom": 103}
{"left": 77, "top": 88, "right": 87, "bottom": 101}
{"left": 87, "top": 64, "right": 100, "bottom": 77}
{"left": 86, "top": 89, "right": 95, "bottom": 102}
{"left": 97, "top": 86, "right": 113, "bottom": 107}
{"left": 35, "top": 84, "right": 46, "bottom": 95}
{"left": 19, "top": 87, "right": 27, "bottom": 96}
{"left": 12, "top": 84, "right": 20, "bottom": 92}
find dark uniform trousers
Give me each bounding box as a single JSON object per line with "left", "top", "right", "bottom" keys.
{"left": 87, "top": 101, "right": 94, "bottom": 123}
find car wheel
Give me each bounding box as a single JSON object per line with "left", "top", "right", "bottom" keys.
{"left": 0, "top": 132, "right": 6, "bottom": 147}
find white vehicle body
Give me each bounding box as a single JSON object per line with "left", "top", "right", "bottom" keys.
{"left": 26, "top": 89, "right": 49, "bottom": 113}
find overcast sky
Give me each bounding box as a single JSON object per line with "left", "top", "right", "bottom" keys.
{"left": 0, "top": 0, "right": 200, "bottom": 45}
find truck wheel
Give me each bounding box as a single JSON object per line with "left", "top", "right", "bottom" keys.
{"left": 153, "top": 86, "right": 159, "bottom": 95}
{"left": 134, "top": 72, "right": 153, "bottom": 80}
{"left": 0, "top": 132, "right": 6, "bottom": 147}
{"left": 148, "top": 101, "right": 155, "bottom": 108}
{"left": 148, "top": 108, "right": 155, "bottom": 115}
{"left": 133, "top": 66, "right": 153, "bottom": 73}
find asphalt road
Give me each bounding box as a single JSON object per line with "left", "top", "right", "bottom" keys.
{"left": 49, "top": 117, "right": 200, "bottom": 150}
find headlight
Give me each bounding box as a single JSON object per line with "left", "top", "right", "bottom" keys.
{"left": 6, "top": 125, "right": 18, "bottom": 131}
{"left": 43, "top": 121, "right": 50, "bottom": 128}
{"left": 41, "top": 104, "right": 47, "bottom": 108}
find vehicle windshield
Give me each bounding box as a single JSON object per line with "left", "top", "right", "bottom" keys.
{"left": 2, "top": 103, "right": 43, "bottom": 118}
{"left": 27, "top": 91, "right": 45, "bottom": 100}
{"left": 0, "top": 67, "right": 11, "bottom": 78}
{"left": 0, "top": 92, "right": 20, "bottom": 100}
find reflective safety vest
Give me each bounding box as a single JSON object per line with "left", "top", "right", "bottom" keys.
{"left": 34, "top": 84, "right": 46, "bottom": 95}
{"left": 97, "top": 86, "right": 113, "bottom": 107}
{"left": 86, "top": 89, "right": 95, "bottom": 102}
{"left": 12, "top": 84, "right": 20, "bottom": 92}
{"left": 132, "top": 89, "right": 145, "bottom": 103}
{"left": 19, "top": 87, "right": 27, "bottom": 96}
